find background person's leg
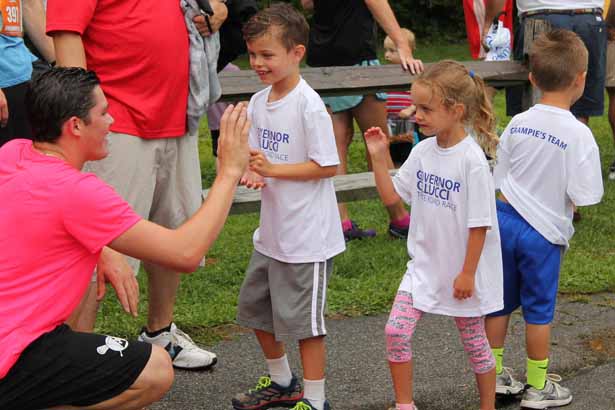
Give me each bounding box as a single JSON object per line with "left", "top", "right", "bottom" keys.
{"left": 352, "top": 95, "right": 410, "bottom": 237}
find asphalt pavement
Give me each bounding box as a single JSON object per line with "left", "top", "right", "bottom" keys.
{"left": 151, "top": 293, "right": 615, "bottom": 410}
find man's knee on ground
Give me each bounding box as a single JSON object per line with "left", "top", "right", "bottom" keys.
{"left": 137, "top": 345, "right": 174, "bottom": 398}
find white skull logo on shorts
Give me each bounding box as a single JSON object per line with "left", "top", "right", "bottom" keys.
{"left": 96, "top": 336, "right": 129, "bottom": 357}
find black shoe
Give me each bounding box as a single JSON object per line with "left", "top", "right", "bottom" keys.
{"left": 343, "top": 220, "right": 376, "bottom": 242}
{"left": 388, "top": 221, "right": 409, "bottom": 239}
{"left": 232, "top": 375, "right": 303, "bottom": 410}
{"left": 290, "top": 399, "right": 331, "bottom": 410}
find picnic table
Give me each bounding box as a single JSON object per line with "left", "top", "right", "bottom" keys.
{"left": 206, "top": 60, "right": 530, "bottom": 214}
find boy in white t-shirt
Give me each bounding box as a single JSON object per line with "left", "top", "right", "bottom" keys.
{"left": 232, "top": 4, "right": 345, "bottom": 410}
{"left": 486, "top": 29, "right": 604, "bottom": 409}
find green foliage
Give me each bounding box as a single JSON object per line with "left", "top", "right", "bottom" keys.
{"left": 256, "top": 0, "right": 467, "bottom": 41}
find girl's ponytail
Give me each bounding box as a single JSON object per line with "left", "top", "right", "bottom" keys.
{"left": 469, "top": 74, "right": 499, "bottom": 161}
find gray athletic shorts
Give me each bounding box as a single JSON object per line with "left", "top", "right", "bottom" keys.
{"left": 237, "top": 251, "right": 333, "bottom": 341}
{"left": 83, "top": 131, "right": 203, "bottom": 280}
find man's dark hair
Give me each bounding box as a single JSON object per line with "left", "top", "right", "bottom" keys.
{"left": 242, "top": 2, "right": 309, "bottom": 51}
{"left": 26, "top": 67, "right": 101, "bottom": 143}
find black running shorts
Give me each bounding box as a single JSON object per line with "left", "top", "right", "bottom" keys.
{"left": 0, "top": 324, "right": 152, "bottom": 410}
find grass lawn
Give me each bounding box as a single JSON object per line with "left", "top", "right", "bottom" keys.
{"left": 96, "top": 41, "right": 615, "bottom": 343}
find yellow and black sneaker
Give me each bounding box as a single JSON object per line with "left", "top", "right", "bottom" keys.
{"left": 232, "top": 375, "right": 303, "bottom": 410}
{"left": 291, "top": 399, "right": 330, "bottom": 410}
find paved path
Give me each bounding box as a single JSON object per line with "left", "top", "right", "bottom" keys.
{"left": 152, "top": 293, "right": 615, "bottom": 410}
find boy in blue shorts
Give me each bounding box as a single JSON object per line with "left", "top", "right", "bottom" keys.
{"left": 232, "top": 4, "right": 345, "bottom": 410}
{"left": 485, "top": 29, "right": 604, "bottom": 409}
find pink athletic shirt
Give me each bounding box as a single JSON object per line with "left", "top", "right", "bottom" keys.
{"left": 0, "top": 139, "right": 141, "bottom": 378}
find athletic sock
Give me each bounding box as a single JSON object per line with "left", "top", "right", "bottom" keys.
{"left": 266, "top": 354, "right": 292, "bottom": 387}
{"left": 527, "top": 357, "right": 549, "bottom": 390}
{"left": 144, "top": 323, "right": 172, "bottom": 337}
{"left": 341, "top": 219, "right": 353, "bottom": 231}
{"left": 303, "top": 378, "right": 325, "bottom": 410}
{"left": 391, "top": 213, "right": 410, "bottom": 228}
{"left": 492, "top": 347, "right": 504, "bottom": 374}
{"left": 396, "top": 403, "right": 416, "bottom": 410}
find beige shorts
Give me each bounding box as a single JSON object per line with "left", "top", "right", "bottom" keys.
{"left": 85, "top": 132, "right": 202, "bottom": 277}
{"left": 606, "top": 41, "right": 615, "bottom": 88}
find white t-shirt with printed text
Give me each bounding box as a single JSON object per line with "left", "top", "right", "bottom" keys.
{"left": 494, "top": 104, "right": 603, "bottom": 247}
{"left": 393, "top": 136, "right": 503, "bottom": 317}
{"left": 248, "top": 78, "right": 345, "bottom": 263}
{"left": 517, "top": 0, "right": 604, "bottom": 14}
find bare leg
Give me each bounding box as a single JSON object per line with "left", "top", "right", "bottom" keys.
{"left": 526, "top": 323, "right": 550, "bottom": 360}
{"left": 485, "top": 315, "right": 511, "bottom": 348}
{"left": 254, "top": 329, "right": 286, "bottom": 359}
{"left": 143, "top": 263, "right": 181, "bottom": 331}
{"left": 299, "top": 336, "right": 326, "bottom": 380}
{"left": 330, "top": 110, "right": 354, "bottom": 223}
{"left": 53, "top": 345, "right": 174, "bottom": 410}
{"left": 476, "top": 369, "right": 496, "bottom": 410}
{"left": 352, "top": 96, "right": 408, "bottom": 222}
{"left": 66, "top": 282, "right": 99, "bottom": 332}
{"left": 608, "top": 88, "right": 615, "bottom": 145}
{"left": 389, "top": 361, "right": 413, "bottom": 404}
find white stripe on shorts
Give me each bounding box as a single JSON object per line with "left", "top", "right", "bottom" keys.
{"left": 320, "top": 259, "right": 327, "bottom": 334}
{"left": 311, "top": 262, "right": 319, "bottom": 336}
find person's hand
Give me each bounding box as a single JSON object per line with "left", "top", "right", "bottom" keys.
{"left": 0, "top": 88, "right": 8, "bottom": 128}
{"left": 453, "top": 272, "right": 475, "bottom": 300}
{"left": 192, "top": 0, "right": 228, "bottom": 37}
{"left": 96, "top": 247, "right": 139, "bottom": 317}
{"left": 249, "top": 149, "right": 275, "bottom": 177}
{"left": 398, "top": 105, "right": 416, "bottom": 119}
{"left": 396, "top": 43, "right": 424, "bottom": 75}
{"left": 240, "top": 169, "right": 266, "bottom": 189}
{"left": 364, "top": 126, "right": 390, "bottom": 157}
{"left": 218, "top": 103, "right": 250, "bottom": 179}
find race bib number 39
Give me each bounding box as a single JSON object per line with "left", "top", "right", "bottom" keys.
{"left": 0, "top": 0, "right": 23, "bottom": 37}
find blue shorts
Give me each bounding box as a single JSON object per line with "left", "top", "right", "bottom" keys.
{"left": 322, "top": 59, "right": 387, "bottom": 113}
{"left": 507, "top": 12, "right": 607, "bottom": 118}
{"left": 488, "top": 201, "right": 564, "bottom": 324}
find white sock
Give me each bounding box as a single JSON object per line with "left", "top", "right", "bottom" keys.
{"left": 303, "top": 378, "right": 326, "bottom": 410}
{"left": 266, "top": 354, "right": 292, "bottom": 387}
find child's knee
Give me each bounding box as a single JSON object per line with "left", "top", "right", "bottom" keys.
{"left": 385, "top": 322, "right": 413, "bottom": 362}
{"left": 456, "top": 317, "right": 495, "bottom": 374}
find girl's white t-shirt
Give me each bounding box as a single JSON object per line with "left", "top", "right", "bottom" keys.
{"left": 393, "top": 136, "right": 503, "bottom": 317}
{"left": 248, "top": 78, "right": 345, "bottom": 263}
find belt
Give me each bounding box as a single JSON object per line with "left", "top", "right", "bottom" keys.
{"left": 520, "top": 7, "right": 603, "bottom": 18}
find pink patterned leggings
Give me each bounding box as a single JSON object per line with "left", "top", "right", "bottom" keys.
{"left": 385, "top": 290, "right": 495, "bottom": 374}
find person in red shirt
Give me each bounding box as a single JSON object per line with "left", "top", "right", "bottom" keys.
{"left": 46, "top": 0, "right": 228, "bottom": 370}
{"left": 0, "top": 67, "right": 250, "bottom": 410}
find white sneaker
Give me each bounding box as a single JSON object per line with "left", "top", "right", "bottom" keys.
{"left": 520, "top": 374, "right": 572, "bottom": 409}
{"left": 496, "top": 367, "right": 525, "bottom": 395}
{"left": 138, "top": 322, "right": 217, "bottom": 370}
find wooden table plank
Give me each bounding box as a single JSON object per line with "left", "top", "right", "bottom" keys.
{"left": 219, "top": 60, "right": 529, "bottom": 101}
{"left": 203, "top": 170, "right": 397, "bottom": 215}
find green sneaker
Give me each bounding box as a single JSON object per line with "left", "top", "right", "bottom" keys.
{"left": 232, "top": 375, "right": 303, "bottom": 410}
{"left": 290, "top": 399, "right": 330, "bottom": 410}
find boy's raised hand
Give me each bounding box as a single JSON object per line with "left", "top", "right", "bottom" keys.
{"left": 364, "top": 127, "right": 389, "bottom": 157}
{"left": 240, "top": 169, "right": 266, "bottom": 189}
{"left": 249, "top": 149, "right": 274, "bottom": 177}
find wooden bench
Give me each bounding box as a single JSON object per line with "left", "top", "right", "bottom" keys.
{"left": 205, "top": 170, "right": 398, "bottom": 215}
{"left": 206, "top": 60, "right": 530, "bottom": 214}
{"left": 217, "top": 60, "right": 529, "bottom": 101}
